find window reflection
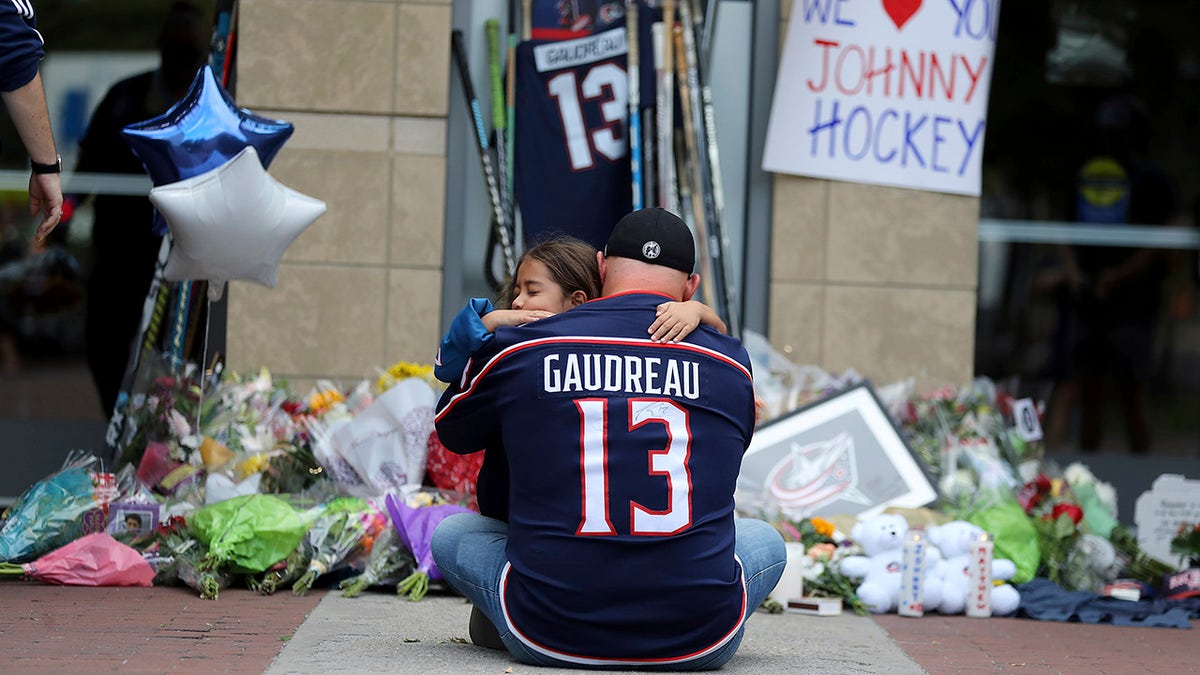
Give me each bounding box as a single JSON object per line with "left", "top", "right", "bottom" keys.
{"left": 979, "top": 1, "right": 1200, "bottom": 457}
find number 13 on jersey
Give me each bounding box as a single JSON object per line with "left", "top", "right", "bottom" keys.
{"left": 548, "top": 62, "right": 629, "bottom": 171}
{"left": 576, "top": 398, "right": 693, "bottom": 537}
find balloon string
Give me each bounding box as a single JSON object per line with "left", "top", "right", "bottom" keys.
{"left": 195, "top": 298, "right": 212, "bottom": 436}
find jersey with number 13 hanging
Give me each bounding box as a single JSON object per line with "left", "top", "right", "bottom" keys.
{"left": 514, "top": 8, "right": 656, "bottom": 251}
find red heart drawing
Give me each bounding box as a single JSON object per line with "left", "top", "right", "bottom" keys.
{"left": 882, "top": 0, "right": 922, "bottom": 30}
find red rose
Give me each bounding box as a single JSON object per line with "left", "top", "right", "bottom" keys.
{"left": 1034, "top": 474, "right": 1053, "bottom": 493}
{"left": 1051, "top": 503, "right": 1084, "bottom": 525}
{"left": 1017, "top": 482, "right": 1043, "bottom": 513}
{"left": 996, "top": 393, "right": 1014, "bottom": 417}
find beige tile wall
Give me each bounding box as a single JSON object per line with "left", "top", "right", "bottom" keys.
{"left": 769, "top": 176, "right": 980, "bottom": 392}
{"left": 226, "top": 0, "right": 451, "bottom": 386}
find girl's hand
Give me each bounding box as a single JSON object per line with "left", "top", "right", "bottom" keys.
{"left": 482, "top": 309, "right": 555, "bottom": 332}
{"left": 649, "top": 302, "right": 703, "bottom": 342}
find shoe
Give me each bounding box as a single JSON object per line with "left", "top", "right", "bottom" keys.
{"left": 469, "top": 605, "right": 505, "bottom": 650}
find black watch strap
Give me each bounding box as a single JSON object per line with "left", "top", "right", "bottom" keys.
{"left": 31, "top": 154, "right": 62, "bottom": 175}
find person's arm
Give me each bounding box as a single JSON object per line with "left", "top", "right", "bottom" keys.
{"left": 481, "top": 308, "right": 554, "bottom": 332}
{"left": 3, "top": 73, "right": 63, "bottom": 242}
{"left": 434, "top": 299, "right": 556, "bottom": 384}
{"left": 648, "top": 300, "right": 727, "bottom": 342}
{"left": 434, "top": 298, "right": 496, "bottom": 384}
{"left": 0, "top": 7, "right": 63, "bottom": 243}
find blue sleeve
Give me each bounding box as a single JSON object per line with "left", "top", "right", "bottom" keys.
{"left": 0, "top": 3, "right": 44, "bottom": 92}
{"left": 433, "top": 297, "right": 495, "bottom": 384}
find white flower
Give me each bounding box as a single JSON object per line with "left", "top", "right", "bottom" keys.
{"left": 167, "top": 409, "right": 192, "bottom": 438}
{"left": 180, "top": 434, "right": 202, "bottom": 454}
{"left": 939, "top": 469, "right": 976, "bottom": 499}
{"left": 1064, "top": 462, "right": 1096, "bottom": 487}
{"left": 800, "top": 558, "right": 825, "bottom": 581}
{"left": 1094, "top": 482, "right": 1118, "bottom": 515}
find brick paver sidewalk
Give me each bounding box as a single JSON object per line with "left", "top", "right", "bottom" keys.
{"left": 0, "top": 584, "right": 323, "bottom": 674}
{"left": 874, "top": 613, "right": 1199, "bottom": 674}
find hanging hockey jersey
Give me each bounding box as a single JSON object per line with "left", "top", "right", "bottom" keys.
{"left": 514, "top": 8, "right": 657, "bottom": 251}
{"left": 435, "top": 291, "right": 755, "bottom": 665}
{"left": 530, "top": 0, "right": 625, "bottom": 40}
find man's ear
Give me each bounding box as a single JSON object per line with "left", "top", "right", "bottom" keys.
{"left": 682, "top": 273, "right": 701, "bottom": 301}
{"left": 596, "top": 251, "right": 608, "bottom": 283}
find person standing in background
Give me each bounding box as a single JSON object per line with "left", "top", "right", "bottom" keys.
{"left": 72, "top": 2, "right": 209, "bottom": 417}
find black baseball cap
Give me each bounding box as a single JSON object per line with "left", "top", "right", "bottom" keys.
{"left": 604, "top": 207, "right": 696, "bottom": 274}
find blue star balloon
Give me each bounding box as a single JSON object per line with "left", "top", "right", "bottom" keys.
{"left": 122, "top": 63, "right": 294, "bottom": 190}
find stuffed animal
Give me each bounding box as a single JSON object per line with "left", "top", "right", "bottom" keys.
{"left": 927, "top": 520, "right": 1021, "bottom": 616}
{"left": 840, "top": 513, "right": 943, "bottom": 613}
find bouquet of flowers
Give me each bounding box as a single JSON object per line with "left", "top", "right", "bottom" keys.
{"left": 338, "top": 525, "right": 417, "bottom": 598}
{"left": 376, "top": 360, "right": 442, "bottom": 395}
{"left": 187, "top": 493, "right": 309, "bottom": 599}
{"left": 772, "top": 516, "right": 868, "bottom": 615}
{"left": 0, "top": 452, "right": 115, "bottom": 563}
{"left": 898, "top": 381, "right": 1035, "bottom": 513}
{"left": 0, "top": 533, "right": 155, "bottom": 587}
{"left": 117, "top": 355, "right": 224, "bottom": 470}
{"left": 247, "top": 542, "right": 310, "bottom": 595}
{"left": 139, "top": 515, "right": 232, "bottom": 599}
{"left": 1171, "top": 522, "right": 1200, "bottom": 569}
{"left": 292, "top": 497, "right": 382, "bottom": 595}
{"left": 385, "top": 492, "right": 472, "bottom": 601}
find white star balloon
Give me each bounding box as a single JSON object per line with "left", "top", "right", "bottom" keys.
{"left": 149, "top": 146, "right": 326, "bottom": 301}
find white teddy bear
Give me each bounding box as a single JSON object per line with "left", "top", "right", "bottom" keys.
{"left": 927, "top": 520, "right": 1021, "bottom": 616}
{"left": 839, "top": 513, "right": 943, "bottom": 614}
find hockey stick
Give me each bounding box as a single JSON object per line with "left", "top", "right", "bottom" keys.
{"left": 667, "top": 24, "right": 710, "bottom": 309}
{"left": 486, "top": 19, "right": 509, "bottom": 221}
{"left": 678, "top": 0, "right": 729, "bottom": 327}
{"left": 451, "top": 29, "right": 516, "bottom": 286}
{"left": 684, "top": 0, "right": 737, "bottom": 335}
{"left": 655, "top": 1, "right": 678, "bottom": 213}
{"left": 626, "top": 0, "right": 643, "bottom": 211}
{"left": 485, "top": 18, "right": 515, "bottom": 277}
{"left": 505, "top": 0, "right": 519, "bottom": 226}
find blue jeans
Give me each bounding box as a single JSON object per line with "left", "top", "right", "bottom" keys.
{"left": 430, "top": 513, "right": 786, "bottom": 671}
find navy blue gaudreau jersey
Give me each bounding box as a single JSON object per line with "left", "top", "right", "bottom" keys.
{"left": 514, "top": 6, "right": 657, "bottom": 251}
{"left": 435, "top": 292, "right": 756, "bottom": 666}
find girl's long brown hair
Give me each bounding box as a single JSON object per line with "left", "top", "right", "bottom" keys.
{"left": 498, "top": 236, "right": 602, "bottom": 309}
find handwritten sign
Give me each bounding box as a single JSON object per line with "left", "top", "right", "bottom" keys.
{"left": 762, "top": 0, "right": 999, "bottom": 196}
{"left": 1134, "top": 474, "right": 1200, "bottom": 566}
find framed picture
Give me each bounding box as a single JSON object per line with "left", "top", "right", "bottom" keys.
{"left": 106, "top": 502, "right": 160, "bottom": 538}
{"left": 737, "top": 382, "right": 936, "bottom": 520}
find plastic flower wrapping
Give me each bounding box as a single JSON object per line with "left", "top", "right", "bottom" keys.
{"left": 188, "top": 493, "right": 308, "bottom": 575}
{"left": 385, "top": 492, "right": 472, "bottom": 601}
{"left": 0, "top": 533, "right": 155, "bottom": 587}
{"left": 338, "top": 525, "right": 417, "bottom": 598}
{"left": 291, "top": 497, "right": 386, "bottom": 595}
{"left": 0, "top": 453, "right": 117, "bottom": 563}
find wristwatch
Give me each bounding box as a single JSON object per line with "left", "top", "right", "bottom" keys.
{"left": 31, "top": 154, "right": 62, "bottom": 175}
